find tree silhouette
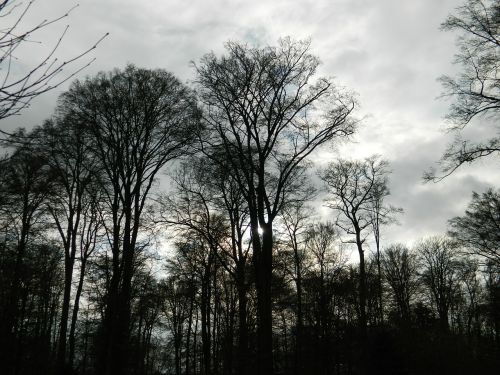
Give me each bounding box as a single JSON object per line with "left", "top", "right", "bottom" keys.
{"left": 320, "top": 156, "right": 391, "bottom": 334}
{"left": 56, "top": 65, "right": 200, "bottom": 375}
{"left": 195, "top": 38, "right": 357, "bottom": 374}
{"left": 427, "top": 0, "right": 499, "bottom": 179}
{"left": 449, "top": 189, "right": 500, "bottom": 266}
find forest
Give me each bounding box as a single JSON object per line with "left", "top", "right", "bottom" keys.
{"left": 0, "top": 0, "right": 498, "bottom": 374}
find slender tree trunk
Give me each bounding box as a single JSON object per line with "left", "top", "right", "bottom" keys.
{"left": 3, "top": 217, "right": 29, "bottom": 375}
{"left": 320, "top": 271, "right": 329, "bottom": 375}
{"left": 82, "top": 320, "right": 89, "bottom": 374}
{"left": 194, "top": 310, "right": 199, "bottom": 375}
{"left": 374, "top": 233, "right": 383, "bottom": 325}
{"left": 186, "top": 288, "right": 194, "bottom": 375}
{"left": 57, "top": 258, "right": 74, "bottom": 373}
{"left": 222, "top": 284, "right": 235, "bottom": 375}
{"left": 57, "top": 203, "right": 81, "bottom": 374}
{"left": 356, "top": 228, "right": 368, "bottom": 375}
{"left": 201, "top": 265, "right": 212, "bottom": 375}
{"left": 356, "top": 231, "right": 367, "bottom": 335}
{"left": 281, "top": 312, "right": 288, "bottom": 372}
{"left": 237, "top": 279, "right": 248, "bottom": 375}
{"left": 112, "top": 240, "right": 134, "bottom": 374}
{"left": 177, "top": 333, "right": 182, "bottom": 375}
{"left": 255, "top": 222, "right": 273, "bottom": 375}
{"left": 69, "top": 257, "right": 87, "bottom": 367}
{"left": 101, "top": 193, "right": 136, "bottom": 375}
{"left": 97, "top": 212, "right": 121, "bottom": 375}
{"left": 212, "top": 265, "right": 219, "bottom": 375}
{"left": 294, "top": 247, "right": 303, "bottom": 375}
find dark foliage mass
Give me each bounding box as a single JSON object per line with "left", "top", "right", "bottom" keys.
{"left": 0, "top": 2, "right": 499, "bottom": 374}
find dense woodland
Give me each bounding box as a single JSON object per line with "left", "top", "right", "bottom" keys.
{"left": 0, "top": 1, "right": 499, "bottom": 375}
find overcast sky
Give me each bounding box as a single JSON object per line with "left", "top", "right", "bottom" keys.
{"left": 2, "top": 0, "right": 498, "bottom": 251}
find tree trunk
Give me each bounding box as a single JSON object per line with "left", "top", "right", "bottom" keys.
{"left": 97, "top": 215, "right": 121, "bottom": 375}
{"left": 57, "top": 257, "right": 74, "bottom": 373}
{"left": 356, "top": 229, "right": 368, "bottom": 375}
{"left": 375, "top": 238, "right": 383, "bottom": 325}
{"left": 237, "top": 278, "right": 248, "bottom": 375}
{"left": 201, "top": 265, "right": 212, "bottom": 375}
{"left": 356, "top": 230, "right": 367, "bottom": 335}
{"left": 2, "top": 217, "right": 29, "bottom": 375}
{"left": 254, "top": 222, "right": 273, "bottom": 375}
{"left": 69, "top": 257, "right": 87, "bottom": 367}
{"left": 194, "top": 310, "right": 199, "bottom": 375}
{"left": 112, "top": 242, "right": 134, "bottom": 374}
{"left": 100, "top": 194, "right": 136, "bottom": 375}
{"left": 212, "top": 265, "right": 219, "bottom": 375}
{"left": 293, "top": 246, "right": 303, "bottom": 375}
{"left": 186, "top": 286, "right": 194, "bottom": 375}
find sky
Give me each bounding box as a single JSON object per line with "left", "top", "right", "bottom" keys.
{"left": 2, "top": 0, "right": 498, "bottom": 251}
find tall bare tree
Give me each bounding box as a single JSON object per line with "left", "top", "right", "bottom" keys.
{"left": 278, "top": 179, "right": 316, "bottom": 375}
{"left": 28, "top": 116, "right": 99, "bottom": 374}
{"left": 161, "top": 156, "right": 254, "bottom": 375}
{"left": 195, "top": 38, "right": 357, "bottom": 374}
{"left": 381, "top": 243, "right": 418, "bottom": 322}
{"left": 57, "top": 65, "right": 200, "bottom": 375}
{"left": 0, "top": 136, "right": 54, "bottom": 372}
{"left": 368, "top": 171, "right": 402, "bottom": 324}
{"left": 427, "top": 0, "right": 499, "bottom": 179}
{"left": 417, "top": 236, "right": 461, "bottom": 331}
{"left": 304, "top": 222, "right": 345, "bottom": 375}
{"left": 320, "top": 156, "right": 390, "bottom": 334}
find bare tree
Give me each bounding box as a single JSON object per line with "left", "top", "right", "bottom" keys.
{"left": 0, "top": 0, "right": 107, "bottom": 126}
{"left": 304, "top": 221, "right": 345, "bottom": 375}
{"left": 369, "top": 174, "right": 402, "bottom": 324}
{"left": 160, "top": 160, "right": 231, "bottom": 375}
{"left": 427, "top": 0, "right": 499, "bottom": 179}
{"left": 68, "top": 182, "right": 103, "bottom": 369}
{"left": 417, "top": 236, "right": 461, "bottom": 331}
{"left": 161, "top": 274, "right": 193, "bottom": 375}
{"left": 57, "top": 65, "right": 201, "bottom": 375}
{"left": 456, "top": 259, "right": 483, "bottom": 338}
{"left": 195, "top": 38, "right": 357, "bottom": 374}
{"left": 0, "top": 136, "right": 54, "bottom": 372}
{"left": 160, "top": 156, "right": 254, "bottom": 375}
{"left": 28, "top": 116, "right": 100, "bottom": 374}
{"left": 381, "top": 243, "right": 418, "bottom": 322}
{"left": 278, "top": 196, "right": 314, "bottom": 375}
{"left": 448, "top": 189, "right": 500, "bottom": 266}
{"left": 320, "top": 156, "right": 390, "bottom": 333}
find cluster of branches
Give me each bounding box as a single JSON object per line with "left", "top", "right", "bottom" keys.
{"left": 428, "top": 0, "right": 499, "bottom": 180}
{"left": 0, "top": 0, "right": 107, "bottom": 132}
